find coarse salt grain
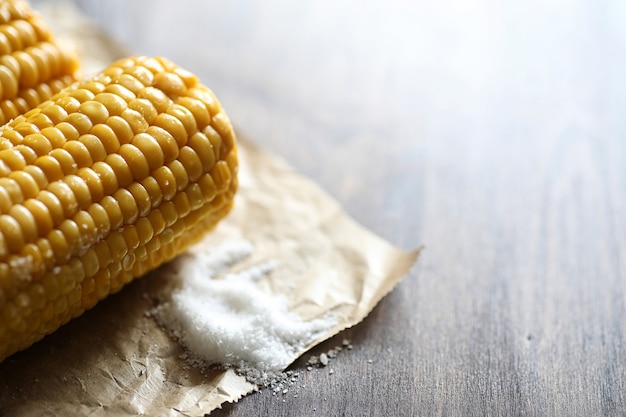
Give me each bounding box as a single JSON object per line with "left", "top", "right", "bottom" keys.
{"left": 153, "top": 240, "right": 335, "bottom": 383}
{"left": 319, "top": 353, "right": 329, "bottom": 366}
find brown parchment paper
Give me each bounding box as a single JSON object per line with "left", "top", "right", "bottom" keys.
{"left": 0, "top": 2, "right": 421, "bottom": 416}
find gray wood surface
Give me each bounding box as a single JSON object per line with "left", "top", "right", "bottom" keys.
{"left": 42, "top": 0, "right": 626, "bottom": 415}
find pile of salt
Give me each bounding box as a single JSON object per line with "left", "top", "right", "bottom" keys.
{"left": 153, "top": 240, "right": 335, "bottom": 383}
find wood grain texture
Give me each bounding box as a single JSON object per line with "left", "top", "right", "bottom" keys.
{"left": 46, "top": 0, "right": 626, "bottom": 415}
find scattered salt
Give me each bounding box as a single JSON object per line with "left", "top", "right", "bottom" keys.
{"left": 153, "top": 240, "right": 336, "bottom": 384}
{"left": 9, "top": 255, "right": 33, "bottom": 280}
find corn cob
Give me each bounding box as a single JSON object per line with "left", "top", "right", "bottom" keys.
{"left": 0, "top": 0, "right": 81, "bottom": 124}
{"left": 0, "top": 55, "right": 238, "bottom": 362}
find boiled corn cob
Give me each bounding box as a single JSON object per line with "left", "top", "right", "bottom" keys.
{"left": 0, "top": 0, "right": 80, "bottom": 124}
{"left": 0, "top": 55, "right": 238, "bottom": 362}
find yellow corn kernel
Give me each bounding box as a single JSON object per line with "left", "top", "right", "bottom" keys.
{"left": 0, "top": 56, "right": 238, "bottom": 362}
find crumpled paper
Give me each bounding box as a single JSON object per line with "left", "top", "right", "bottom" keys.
{"left": 0, "top": 2, "right": 421, "bottom": 416}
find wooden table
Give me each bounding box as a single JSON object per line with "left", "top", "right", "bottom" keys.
{"left": 65, "top": 0, "right": 626, "bottom": 415}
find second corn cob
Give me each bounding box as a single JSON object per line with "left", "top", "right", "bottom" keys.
{"left": 0, "top": 55, "right": 238, "bottom": 362}
{"left": 0, "top": 0, "right": 80, "bottom": 124}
